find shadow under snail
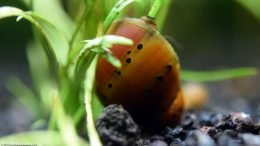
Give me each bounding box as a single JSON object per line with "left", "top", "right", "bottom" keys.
{"left": 96, "top": 16, "right": 184, "bottom": 129}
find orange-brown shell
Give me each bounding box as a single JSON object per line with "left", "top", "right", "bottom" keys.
{"left": 96, "top": 17, "right": 183, "bottom": 128}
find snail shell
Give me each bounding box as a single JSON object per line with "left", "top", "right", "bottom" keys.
{"left": 96, "top": 17, "right": 184, "bottom": 128}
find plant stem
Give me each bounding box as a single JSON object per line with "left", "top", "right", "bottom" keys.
{"left": 69, "top": 0, "right": 96, "bottom": 50}
{"left": 84, "top": 56, "right": 102, "bottom": 146}
{"left": 148, "top": 0, "right": 163, "bottom": 19}
{"left": 103, "top": 0, "right": 135, "bottom": 33}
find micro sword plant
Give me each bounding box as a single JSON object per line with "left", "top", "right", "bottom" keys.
{"left": 0, "top": 0, "right": 257, "bottom": 145}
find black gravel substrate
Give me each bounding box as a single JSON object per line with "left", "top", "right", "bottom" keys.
{"left": 96, "top": 104, "right": 260, "bottom": 146}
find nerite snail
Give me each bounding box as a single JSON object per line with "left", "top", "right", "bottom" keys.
{"left": 95, "top": 15, "right": 184, "bottom": 128}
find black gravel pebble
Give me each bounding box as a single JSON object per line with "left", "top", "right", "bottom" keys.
{"left": 163, "top": 111, "right": 260, "bottom": 146}
{"left": 163, "top": 127, "right": 186, "bottom": 142}
{"left": 215, "top": 112, "right": 260, "bottom": 134}
{"left": 217, "top": 133, "right": 241, "bottom": 146}
{"left": 96, "top": 104, "right": 141, "bottom": 146}
{"left": 240, "top": 133, "right": 260, "bottom": 146}
{"left": 96, "top": 106, "right": 260, "bottom": 146}
{"left": 148, "top": 140, "right": 168, "bottom": 146}
{"left": 183, "top": 130, "right": 216, "bottom": 146}
{"left": 135, "top": 135, "right": 166, "bottom": 146}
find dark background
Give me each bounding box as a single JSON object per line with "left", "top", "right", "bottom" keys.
{"left": 166, "top": 0, "right": 260, "bottom": 69}
{"left": 0, "top": 0, "right": 259, "bottom": 135}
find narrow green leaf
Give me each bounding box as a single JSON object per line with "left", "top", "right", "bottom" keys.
{"left": 19, "top": 0, "right": 32, "bottom": 8}
{"left": 32, "top": 0, "right": 75, "bottom": 38}
{"left": 84, "top": 57, "right": 102, "bottom": 146}
{"left": 30, "top": 13, "right": 70, "bottom": 65}
{"left": 0, "top": 6, "right": 59, "bottom": 74}
{"left": 65, "top": 50, "right": 95, "bottom": 119}
{"left": 237, "top": 0, "right": 260, "bottom": 22}
{"left": 51, "top": 91, "right": 83, "bottom": 146}
{"left": 148, "top": 0, "right": 162, "bottom": 19}
{"left": 74, "top": 35, "right": 133, "bottom": 77}
{"left": 157, "top": 0, "right": 172, "bottom": 31}
{"left": 6, "top": 77, "right": 41, "bottom": 118}
{"left": 26, "top": 42, "right": 57, "bottom": 110}
{"left": 0, "top": 131, "right": 88, "bottom": 146}
{"left": 31, "top": 119, "right": 47, "bottom": 130}
{"left": 92, "top": 92, "right": 104, "bottom": 121}
{"left": 70, "top": 0, "right": 97, "bottom": 49}
{"left": 101, "top": 49, "right": 122, "bottom": 68}
{"left": 103, "top": 0, "right": 136, "bottom": 33}
{"left": 181, "top": 68, "right": 258, "bottom": 82}
{"left": 16, "top": 15, "right": 24, "bottom": 21}
{"left": 82, "top": 35, "right": 133, "bottom": 51}
{"left": 72, "top": 106, "right": 85, "bottom": 126}
{"left": 75, "top": 51, "right": 96, "bottom": 83}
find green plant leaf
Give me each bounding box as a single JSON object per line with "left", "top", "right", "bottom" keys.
{"left": 50, "top": 91, "right": 84, "bottom": 146}
{"left": 71, "top": 35, "right": 133, "bottom": 146}
{"left": 237, "top": 0, "right": 260, "bottom": 22}
{"left": 84, "top": 57, "right": 102, "bottom": 146}
{"left": 100, "top": 48, "right": 122, "bottom": 68}
{"left": 19, "top": 0, "right": 32, "bottom": 8}
{"left": 83, "top": 35, "right": 133, "bottom": 49}
{"left": 70, "top": 0, "right": 97, "bottom": 49}
{"left": 0, "top": 131, "right": 88, "bottom": 146}
{"left": 0, "top": 6, "right": 59, "bottom": 75}
{"left": 32, "top": 0, "right": 75, "bottom": 38}
{"left": 157, "top": 0, "right": 172, "bottom": 31}
{"left": 92, "top": 92, "right": 104, "bottom": 121}
{"left": 6, "top": 77, "right": 41, "bottom": 118}
{"left": 73, "top": 35, "right": 133, "bottom": 86}
{"left": 75, "top": 51, "right": 96, "bottom": 84}
{"left": 72, "top": 105, "right": 85, "bottom": 126}
{"left": 148, "top": 0, "right": 162, "bottom": 19}
{"left": 61, "top": 50, "right": 96, "bottom": 123}
{"left": 181, "top": 68, "right": 258, "bottom": 82}
{"left": 76, "top": 35, "right": 133, "bottom": 70}
{"left": 26, "top": 42, "right": 57, "bottom": 111}
{"left": 30, "top": 13, "right": 70, "bottom": 66}
{"left": 103, "top": 0, "right": 136, "bottom": 33}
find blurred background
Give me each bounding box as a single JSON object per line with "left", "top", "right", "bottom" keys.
{"left": 164, "top": 0, "right": 260, "bottom": 117}
{"left": 0, "top": 0, "right": 259, "bottom": 135}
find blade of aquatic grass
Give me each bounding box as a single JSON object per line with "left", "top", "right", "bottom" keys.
{"left": 237, "top": 0, "right": 260, "bottom": 22}
{"left": 148, "top": 0, "right": 162, "bottom": 19}
{"left": 6, "top": 77, "right": 41, "bottom": 118}
{"left": 32, "top": 0, "right": 75, "bottom": 38}
{"left": 75, "top": 51, "right": 96, "bottom": 84}
{"left": 31, "top": 119, "right": 47, "bottom": 130}
{"left": 70, "top": 0, "right": 97, "bottom": 49}
{"left": 61, "top": 44, "right": 99, "bottom": 126}
{"left": 26, "top": 42, "right": 57, "bottom": 110}
{"left": 0, "top": 131, "right": 88, "bottom": 146}
{"left": 59, "top": 35, "right": 132, "bottom": 130}
{"left": 181, "top": 68, "right": 258, "bottom": 82}
{"left": 51, "top": 91, "right": 85, "bottom": 146}
{"left": 19, "top": 0, "right": 33, "bottom": 8}
{"left": 84, "top": 56, "right": 102, "bottom": 146}
{"left": 104, "top": 0, "right": 119, "bottom": 13}
{"left": 30, "top": 13, "right": 70, "bottom": 66}
{"left": 60, "top": 50, "right": 95, "bottom": 128}
{"left": 0, "top": 6, "right": 59, "bottom": 74}
{"left": 103, "top": 0, "right": 136, "bottom": 33}
{"left": 69, "top": 35, "right": 133, "bottom": 144}
{"left": 72, "top": 105, "right": 85, "bottom": 126}
{"left": 129, "top": 0, "right": 150, "bottom": 17}
{"left": 92, "top": 92, "right": 104, "bottom": 121}
{"left": 0, "top": 6, "right": 60, "bottom": 114}
{"left": 75, "top": 35, "right": 133, "bottom": 79}
{"left": 156, "top": 0, "right": 172, "bottom": 31}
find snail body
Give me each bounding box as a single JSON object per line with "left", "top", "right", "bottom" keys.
{"left": 96, "top": 17, "right": 183, "bottom": 128}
